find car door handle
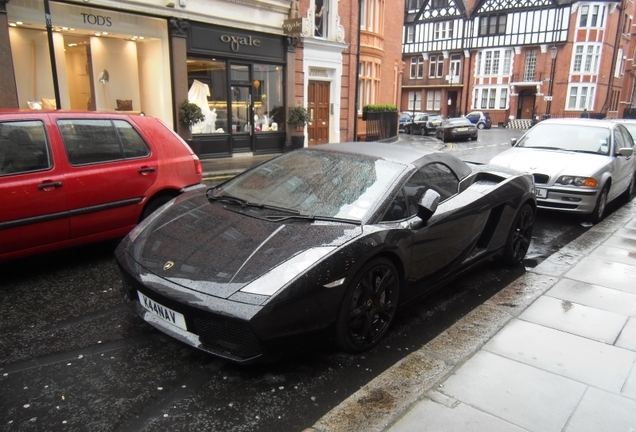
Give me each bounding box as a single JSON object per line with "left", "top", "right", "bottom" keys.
{"left": 138, "top": 166, "right": 156, "bottom": 175}
{"left": 38, "top": 181, "right": 63, "bottom": 190}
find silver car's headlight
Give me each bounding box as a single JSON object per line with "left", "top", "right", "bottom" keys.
{"left": 556, "top": 176, "right": 598, "bottom": 187}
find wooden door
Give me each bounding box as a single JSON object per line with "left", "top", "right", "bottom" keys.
{"left": 518, "top": 91, "right": 536, "bottom": 119}
{"left": 308, "top": 81, "right": 330, "bottom": 146}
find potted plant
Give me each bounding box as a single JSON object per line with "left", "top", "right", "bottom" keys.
{"left": 179, "top": 99, "right": 205, "bottom": 128}
{"left": 287, "top": 106, "right": 309, "bottom": 150}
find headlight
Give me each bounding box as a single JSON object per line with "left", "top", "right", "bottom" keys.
{"left": 241, "top": 247, "right": 336, "bottom": 296}
{"left": 556, "top": 176, "right": 598, "bottom": 187}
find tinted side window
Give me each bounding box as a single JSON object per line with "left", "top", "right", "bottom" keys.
{"left": 617, "top": 125, "right": 634, "bottom": 149}
{"left": 114, "top": 120, "right": 151, "bottom": 158}
{"left": 0, "top": 120, "right": 51, "bottom": 176}
{"left": 382, "top": 188, "right": 408, "bottom": 221}
{"left": 58, "top": 119, "right": 150, "bottom": 165}
{"left": 405, "top": 162, "right": 458, "bottom": 208}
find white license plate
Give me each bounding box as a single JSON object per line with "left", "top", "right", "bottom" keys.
{"left": 534, "top": 188, "right": 548, "bottom": 198}
{"left": 138, "top": 292, "right": 188, "bottom": 331}
{"left": 457, "top": 127, "right": 468, "bottom": 131}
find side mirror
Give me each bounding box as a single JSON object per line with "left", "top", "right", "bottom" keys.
{"left": 511, "top": 138, "right": 518, "bottom": 147}
{"left": 417, "top": 189, "right": 440, "bottom": 222}
{"left": 618, "top": 147, "right": 634, "bottom": 157}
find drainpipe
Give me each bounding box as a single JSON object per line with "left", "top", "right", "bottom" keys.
{"left": 353, "top": 0, "right": 362, "bottom": 141}
{"left": 602, "top": 0, "right": 625, "bottom": 113}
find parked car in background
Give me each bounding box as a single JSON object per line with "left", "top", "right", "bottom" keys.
{"left": 116, "top": 141, "right": 536, "bottom": 364}
{"left": 605, "top": 118, "right": 636, "bottom": 141}
{"left": 436, "top": 118, "right": 478, "bottom": 142}
{"left": 465, "top": 111, "right": 492, "bottom": 129}
{"left": 407, "top": 113, "right": 443, "bottom": 135}
{"left": 489, "top": 118, "right": 636, "bottom": 223}
{"left": 399, "top": 111, "right": 423, "bottom": 133}
{"left": 0, "top": 110, "right": 203, "bottom": 261}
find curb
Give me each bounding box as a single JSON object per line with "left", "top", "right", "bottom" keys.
{"left": 304, "top": 198, "right": 636, "bottom": 432}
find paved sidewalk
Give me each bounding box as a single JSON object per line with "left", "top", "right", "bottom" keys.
{"left": 306, "top": 198, "right": 636, "bottom": 432}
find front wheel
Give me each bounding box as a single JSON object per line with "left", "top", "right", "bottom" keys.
{"left": 587, "top": 185, "right": 609, "bottom": 224}
{"left": 420, "top": 126, "right": 427, "bottom": 135}
{"left": 335, "top": 258, "right": 400, "bottom": 353}
{"left": 502, "top": 203, "right": 534, "bottom": 266}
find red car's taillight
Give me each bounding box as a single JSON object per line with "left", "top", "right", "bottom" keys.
{"left": 192, "top": 155, "right": 202, "bottom": 176}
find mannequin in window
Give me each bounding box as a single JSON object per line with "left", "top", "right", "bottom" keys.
{"left": 315, "top": 0, "right": 325, "bottom": 36}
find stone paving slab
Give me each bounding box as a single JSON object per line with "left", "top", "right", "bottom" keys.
{"left": 438, "top": 350, "right": 586, "bottom": 432}
{"left": 388, "top": 392, "right": 528, "bottom": 432}
{"left": 564, "top": 387, "right": 636, "bottom": 432}
{"left": 565, "top": 256, "right": 636, "bottom": 294}
{"left": 617, "top": 318, "right": 636, "bottom": 351}
{"left": 518, "top": 295, "right": 627, "bottom": 344}
{"left": 484, "top": 319, "right": 636, "bottom": 393}
{"left": 546, "top": 279, "right": 636, "bottom": 317}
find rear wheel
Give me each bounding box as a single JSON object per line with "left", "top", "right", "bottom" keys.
{"left": 477, "top": 122, "right": 486, "bottom": 130}
{"left": 335, "top": 258, "right": 400, "bottom": 353}
{"left": 420, "top": 125, "right": 427, "bottom": 135}
{"left": 587, "top": 185, "right": 609, "bottom": 224}
{"left": 405, "top": 126, "right": 411, "bottom": 134}
{"left": 502, "top": 203, "right": 534, "bottom": 266}
{"left": 141, "top": 194, "right": 176, "bottom": 221}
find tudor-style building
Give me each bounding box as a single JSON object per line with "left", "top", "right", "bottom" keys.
{"left": 402, "top": 0, "right": 633, "bottom": 126}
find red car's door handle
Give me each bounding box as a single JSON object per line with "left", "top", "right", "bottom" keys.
{"left": 38, "top": 181, "right": 63, "bottom": 190}
{"left": 138, "top": 166, "right": 156, "bottom": 175}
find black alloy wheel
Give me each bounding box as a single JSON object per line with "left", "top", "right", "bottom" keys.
{"left": 502, "top": 203, "right": 534, "bottom": 266}
{"left": 336, "top": 258, "right": 400, "bottom": 353}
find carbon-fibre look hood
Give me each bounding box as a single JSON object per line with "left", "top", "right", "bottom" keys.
{"left": 126, "top": 192, "right": 362, "bottom": 299}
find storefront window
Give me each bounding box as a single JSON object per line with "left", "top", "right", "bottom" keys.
{"left": 253, "top": 64, "right": 284, "bottom": 133}
{"left": 7, "top": 0, "right": 173, "bottom": 126}
{"left": 187, "top": 59, "right": 228, "bottom": 134}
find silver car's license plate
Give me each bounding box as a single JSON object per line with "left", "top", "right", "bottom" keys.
{"left": 138, "top": 291, "right": 187, "bottom": 331}
{"left": 534, "top": 188, "right": 548, "bottom": 198}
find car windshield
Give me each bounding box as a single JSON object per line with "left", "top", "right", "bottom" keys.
{"left": 516, "top": 123, "right": 611, "bottom": 155}
{"left": 446, "top": 118, "right": 470, "bottom": 126}
{"left": 212, "top": 149, "right": 406, "bottom": 222}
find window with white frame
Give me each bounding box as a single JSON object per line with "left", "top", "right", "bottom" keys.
{"left": 479, "top": 15, "right": 507, "bottom": 36}
{"left": 578, "top": 4, "right": 605, "bottom": 28}
{"left": 615, "top": 48, "right": 624, "bottom": 78}
{"left": 361, "top": 0, "right": 385, "bottom": 35}
{"left": 484, "top": 52, "right": 492, "bottom": 75}
{"left": 450, "top": 54, "right": 461, "bottom": 78}
{"left": 567, "top": 84, "right": 595, "bottom": 110}
{"left": 499, "top": 88, "right": 508, "bottom": 109}
{"left": 502, "top": 50, "right": 512, "bottom": 75}
{"left": 358, "top": 60, "right": 381, "bottom": 112}
{"left": 429, "top": 55, "right": 444, "bottom": 78}
{"left": 477, "top": 49, "right": 513, "bottom": 76}
{"left": 473, "top": 87, "right": 508, "bottom": 109}
{"left": 406, "top": 26, "right": 414, "bottom": 43}
{"left": 408, "top": 90, "right": 422, "bottom": 111}
{"left": 523, "top": 49, "right": 537, "bottom": 81}
{"left": 410, "top": 56, "right": 423, "bottom": 79}
{"left": 572, "top": 43, "right": 601, "bottom": 74}
{"left": 434, "top": 22, "right": 453, "bottom": 40}
{"left": 427, "top": 90, "right": 442, "bottom": 111}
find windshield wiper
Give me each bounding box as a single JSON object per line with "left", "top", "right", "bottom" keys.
{"left": 525, "top": 146, "right": 566, "bottom": 151}
{"left": 264, "top": 214, "right": 361, "bottom": 225}
{"left": 208, "top": 192, "right": 300, "bottom": 215}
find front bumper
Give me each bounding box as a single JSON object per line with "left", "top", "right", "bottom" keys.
{"left": 533, "top": 185, "right": 599, "bottom": 214}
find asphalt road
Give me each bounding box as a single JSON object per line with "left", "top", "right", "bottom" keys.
{"left": 0, "top": 129, "right": 599, "bottom": 431}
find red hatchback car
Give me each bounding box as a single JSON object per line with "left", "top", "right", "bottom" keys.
{"left": 0, "top": 110, "right": 203, "bottom": 261}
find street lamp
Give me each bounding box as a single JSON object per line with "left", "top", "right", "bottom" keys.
{"left": 545, "top": 45, "right": 558, "bottom": 118}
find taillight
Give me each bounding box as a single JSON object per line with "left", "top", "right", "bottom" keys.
{"left": 192, "top": 155, "right": 202, "bottom": 175}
